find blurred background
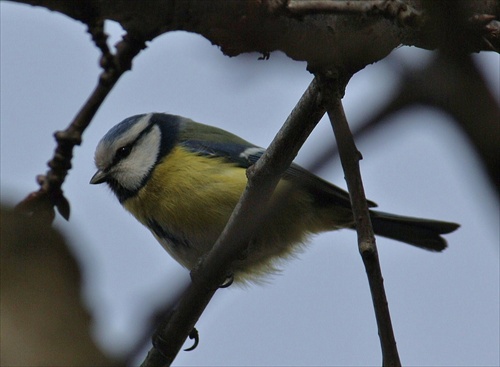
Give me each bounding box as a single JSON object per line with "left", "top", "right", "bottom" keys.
{"left": 1, "top": 2, "right": 499, "bottom": 366}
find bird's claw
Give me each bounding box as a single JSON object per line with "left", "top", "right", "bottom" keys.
{"left": 184, "top": 328, "right": 199, "bottom": 351}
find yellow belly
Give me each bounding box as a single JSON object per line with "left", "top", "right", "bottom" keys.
{"left": 123, "top": 146, "right": 353, "bottom": 282}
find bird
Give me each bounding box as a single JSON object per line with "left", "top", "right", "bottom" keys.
{"left": 90, "top": 113, "right": 459, "bottom": 283}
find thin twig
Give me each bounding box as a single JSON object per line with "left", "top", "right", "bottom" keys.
{"left": 15, "top": 31, "right": 146, "bottom": 222}
{"left": 318, "top": 74, "right": 401, "bottom": 366}
{"left": 140, "top": 77, "right": 325, "bottom": 367}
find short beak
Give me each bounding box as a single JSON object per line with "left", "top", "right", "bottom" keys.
{"left": 90, "top": 170, "right": 108, "bottom": 185}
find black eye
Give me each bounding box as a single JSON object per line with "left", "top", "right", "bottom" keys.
{"left": 115, "top": 145, "right": 132, "bottom": 160}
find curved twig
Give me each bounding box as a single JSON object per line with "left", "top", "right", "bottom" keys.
{"left": 15, "top": 29, "right": 146, "bottom": 222}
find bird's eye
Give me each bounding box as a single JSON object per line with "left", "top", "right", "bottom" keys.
{"left": 115, "top": 145, "right": 132, "bottom": 160}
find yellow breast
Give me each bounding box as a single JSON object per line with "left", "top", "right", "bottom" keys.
{"left": 122, "top": 145, "right": 353, "bottom": 282}
{"left": 123, "top": 146, "right": 247, "bottom": 247}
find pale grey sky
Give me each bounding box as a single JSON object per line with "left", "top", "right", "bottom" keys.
{"left": 1, "top": 3, "right": 499, "bottom": 366}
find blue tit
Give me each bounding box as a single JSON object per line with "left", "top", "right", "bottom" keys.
{"left": 90, "top": 113, "right": 459, "bottom": 283}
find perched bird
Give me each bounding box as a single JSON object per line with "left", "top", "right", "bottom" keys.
{"left": 91, "top": 113, "right": 459, "bottom": 283}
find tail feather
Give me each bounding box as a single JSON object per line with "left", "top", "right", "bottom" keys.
{"left": 369, "top": 210, "right": 460, "bottom": 252}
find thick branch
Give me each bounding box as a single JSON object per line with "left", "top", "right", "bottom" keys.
{"left": 318, "top": 76, "right": 401, "bottom": 366}
{"left": 11, "top": 0, "right": 498, "bottom": 74}
{"left": 141, "top": 77, "right": 325, "bottom": 366}
{"left": 288, "top": 0, "right": 423, "bottom": 27}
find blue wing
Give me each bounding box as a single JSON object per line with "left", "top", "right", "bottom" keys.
{"left": 244, "top": 149, "right": 377, "bottom": 208}
{"left": 180, "top": 139, "right": 255, "bottom": 168}
{"left": 181, "top": 137, "right": 378, "bottom": 210}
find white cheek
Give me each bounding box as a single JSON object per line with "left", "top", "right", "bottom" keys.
{"left": 95, "top": 115, "right": 153, "bottom": 171}
{"left": 114, "top": 125, "right": 161, "bottom": 191}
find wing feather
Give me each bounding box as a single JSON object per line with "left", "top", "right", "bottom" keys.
{"left": 178, "top": 120, "right": 376, "bottom": 209}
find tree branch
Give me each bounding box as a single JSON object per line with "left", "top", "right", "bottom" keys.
{"left": 141, "top": 77, "right": 325, "bottom": 366}
{"left": 11, "top": 0, "right": 498, "bottom": 73}
{"left": 15, "top": 30, "right": 146, "bottom": 222}
{"left": 287, "top": 0, "right": 423, "bottom": 27}
{"left": 318, "top": 75, "right": 401, "bottom": 366}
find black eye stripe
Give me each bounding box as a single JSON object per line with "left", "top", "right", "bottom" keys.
{"left": 112, "top": 122, "right": 157, "bottom": 165}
